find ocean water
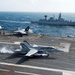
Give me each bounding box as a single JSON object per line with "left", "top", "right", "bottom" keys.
{"left": 0, "top": 12, "right": 75, "bottom": 37}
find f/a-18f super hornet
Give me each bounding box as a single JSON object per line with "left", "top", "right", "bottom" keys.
{"left": 14, "top": 26, "right": 30, "bottom": 36}
{"left": 15, "top": 26, "right": 30, "bottom": 34}
{"left": 15, "top": 41, "right": 49, "bottom": 57}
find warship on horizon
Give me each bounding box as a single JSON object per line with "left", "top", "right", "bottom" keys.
{"left": 31, "top": 13, "right": 75, "bottom": 26}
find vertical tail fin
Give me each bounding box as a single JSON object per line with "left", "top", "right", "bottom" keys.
{"left": 20, "top": 41, "right": 30, "bottom": 51}
{"left": 25, "top": 26, "right": 30, "bottom": 32}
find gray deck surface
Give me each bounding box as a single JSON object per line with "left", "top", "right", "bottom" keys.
{"left": 0, "top": 34, "right": 75, "bottom": 75}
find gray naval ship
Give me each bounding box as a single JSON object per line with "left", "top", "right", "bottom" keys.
{"left": 32, "top": 13, "right": 75, "bottom": 26}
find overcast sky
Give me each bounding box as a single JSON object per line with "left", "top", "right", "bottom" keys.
{"left": 0, "top": 0, "right": 75, "bottom": 12}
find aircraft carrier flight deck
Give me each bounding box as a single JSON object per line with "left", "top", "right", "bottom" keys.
{"left": 0, "top": 33, "right": 75, "bottom": 75}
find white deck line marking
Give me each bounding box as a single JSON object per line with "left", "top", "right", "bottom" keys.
{"left": 14, "top": 41, "right": 21, "bottom": 44}
{"left": 0, "top": 41, "right": 20, "bottom": 45}
{"left": 0, "top": 42, "right": 14, "bottom": 44}
{"left": 51, "top": 43, "right": 70, "bottom": 52}
{"left": 0, "top": 42, "right": 51, "bottom": 47}
{"left": 15, "top": 71, "right": 41, "bottom": 75}
{"left": 0, "top": 62, "right": 75, "bottom": 74}
{"left": 63, "top": 71, "right": 75, "bottom": 75}
{"left": 0, "top": 69, "right": 10, "bottom": 72}
{"left": 59, "top": 43, "right": 70, "bottom": 52}
{"left": 0, "top": 41, "right": 56, "bottom": 47}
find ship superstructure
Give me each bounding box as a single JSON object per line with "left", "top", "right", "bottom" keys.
{"left": 32, "top": 13, "right": 75, "bottom": 26}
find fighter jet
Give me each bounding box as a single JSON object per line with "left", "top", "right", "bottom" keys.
{"left": 14, "top": 26, "right": 30, "bottom": 36}
{"left": 15, "top": 41, "right": 49, "bottom": 57}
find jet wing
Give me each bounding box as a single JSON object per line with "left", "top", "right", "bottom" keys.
{"left": 25, "top": 48, "right": 38, "bottom": 56}
{"left": 14, "top": 29, "right": 26, "bottom": 34}
{"left": 19, "top": 31, "right": 26, "bottom": 34}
